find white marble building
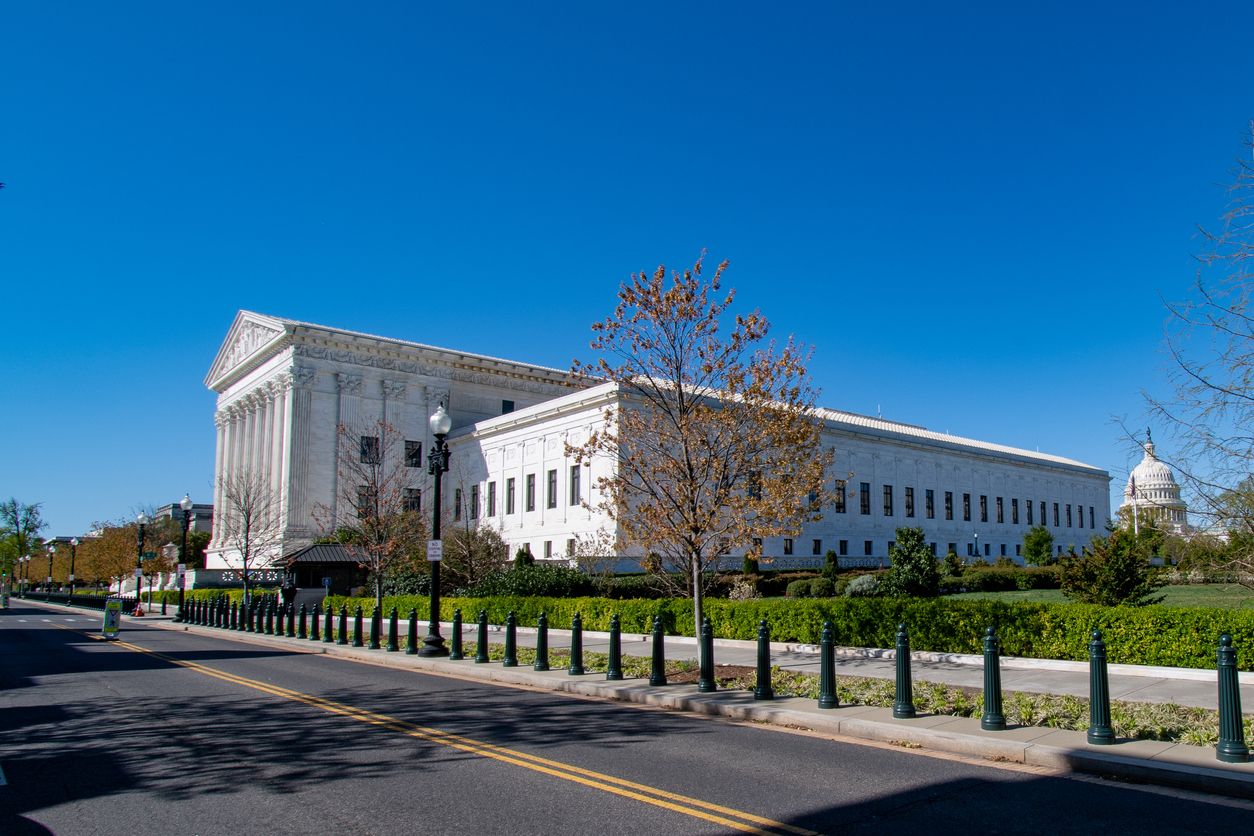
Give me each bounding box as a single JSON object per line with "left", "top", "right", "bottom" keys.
{"left": 1119, "top": 431, "right": 1188, "bottom": 535}
{"left": 205, "top": 311, "right": 1112, "bottom": 572}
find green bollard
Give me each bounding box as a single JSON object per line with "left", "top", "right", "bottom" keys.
{"left": 322, "top": 603, "right": 333, "bottom": 643}
{"left": 229, "top": 601, "right": 238, "bottom": 630}
{"left": 449, "top": 609, "right": 463, "bottom": 660}
{"left": 569, "top": 612, "right": 585, "bottom": 675}
{"left": 981, "top": 626, "right": 1006, "bottom": 731}
{"left": 368, "top": 606, "right": 381, "bottom": 650}
{"left": 893, "top": 623, "right": 916, "bottom": 719}
{"left": 818, "top": 620, "right": 838, "bottom": 709}
{"left": 1087, "top": 630, "right": 1115, "bottom": 745}
{"left": 286, "top": 603, "right": 296, "bottom": 638}
{"left": 1217, "top": 634, "right": 1250, "bottom": 763}
{"left": 337, "top": 605, "right": 348, "bottom": 645}
{"left": 298, "top": 604, "right": 308, "bottom": 640}
{"left": 503, "top": 611, "right": 518, "bottom": 667}
{"left": 697, "top": 616, "right": 716, "bottom": 693}
{"left": 275, "top": 602, "right": 283, "bottom": 633}
{"left": 353, "top": 606, "right": 364, "bottom": 648}
{"left": 475, "top": 610, "right": 489, "bottom": 664}
{"left": 606, "top": 614, "right": 624, "bottom": 681}
{"left": 406, "top": 608, "right": 418, "bottom": 655}
{"left": 534, "top": 612, "right": 550, "bottom": 671}
{"left": 649, "top": 615, "right": 668, "bottom": 686}
{"left": 310, "top": 603, "right": 320, "bottom": 641}
{"left": 265, "top": 601, "right": 275, "bottom": 635}
{"left": 754, "top": 619, "right": 773, "bottom": 700}
{"left": 387, "top": 606, "right": 399, "bottom": 652}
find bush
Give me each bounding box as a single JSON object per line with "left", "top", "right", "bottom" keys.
{"left": 845, "top": 574, "right": 880, "bottom": 598}
{"left": 743, "top": 554, "right": 759, "bottom": 575}
{"left": 810, "top": 577, "right": 835, "bottom": 598}
{"left": 785, "top": 579, "right": 812, "bottom": 598}
{"left": 460, "top": 565, "right": 595, "bottom": 598}
{"left": 1023, "top": 525, "right": 1055, "bottom": 566}
{"left": 728, "top": 580, "right": 761, "bottom": 602}
{"left": 881, "top": 527, "right": 940, "bottom": 597}
{"left": 944, "top": 567, "right": 1060, "bottom": 592}
{"left": 943, "top": 548, "right": 964, "bottom": 577}
{"left": 1058, "top": 530, "right": 1166, "bottom": 607}
{"left": 514, "top": 547, "right": 535, "bottom": 569}
{"left": 758, "top": 572, "right": 817, "bottom": 597}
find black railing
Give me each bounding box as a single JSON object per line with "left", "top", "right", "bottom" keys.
{"left": 42, "top": 592, "right": 137, "bottom": 612}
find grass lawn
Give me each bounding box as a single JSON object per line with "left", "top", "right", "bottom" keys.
{"left": 944, "top": 583, "right": 1254, "bottom": 609}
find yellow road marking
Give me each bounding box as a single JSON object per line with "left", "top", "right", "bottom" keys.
{"left": 56, "top": 625, "right": 821, "bottom": 836}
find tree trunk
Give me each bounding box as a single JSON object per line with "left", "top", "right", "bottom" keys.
{"left": 376, "top": 571, "right": 384, "bottom": 611}
{"left": 691, "top": 551, "right": 704, "bottom": 667}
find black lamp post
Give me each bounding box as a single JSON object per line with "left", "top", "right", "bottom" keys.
{"left": 418, "top": 402, "right": 452, "bottom": 657}
{"left": 175, "top": 494, "right": 193, "bottom": 622}
{"left": 46, "top": 544, "right": 55, "bottom": 602}
{"left": 135, "top": 512, "right": 149, "bottom": 616}
{"left": 19, "top": 555, "right": 29, "bottom": 598}
{"left": 68, "top": 538, "right": 78, "bottom": 605}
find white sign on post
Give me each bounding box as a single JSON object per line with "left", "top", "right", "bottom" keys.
{"left": 427, "top": 540, "right": 443, "bottom": 562}
{"left": 177, "top": 563, "right": 186, "bottom": 575}
{"left": 133, "top": 568, "right": 142, "bottom": 578}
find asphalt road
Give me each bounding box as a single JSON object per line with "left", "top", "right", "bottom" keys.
{"left": 1, "top": 601, "right": 1250, "bottom": 836}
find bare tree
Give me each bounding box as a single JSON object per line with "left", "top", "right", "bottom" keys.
{"left": 314, "top": 419, "right": 426, "bottom": 609}
{"left": 570, "top": 528, "right": 625, "bottom": 592}
{"left": 570, "top": 254, "right": 834, "bottom": 642}
{"left": 217, "top": 467, "right": 285, "bottom": 604}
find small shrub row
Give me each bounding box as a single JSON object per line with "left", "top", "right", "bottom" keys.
{"left": 942, "top": 567, "right": 1061, "bottom": 593}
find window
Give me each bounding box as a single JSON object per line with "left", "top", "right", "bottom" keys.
{"left": 967, "top": 543, "right": 974, "bottom": 557}
{"left": 404, "top": 441, "right": 422, "bottom": 468}
{"left": 1053, "top": 503, "right": 1059, "bottom": 527}
{"left": 839, "top": 540, "right": 848, "bottom": 556}
{"left": 864, "top": 540, "right": 873, "bottom": 556}
{"left": 544, "top": 541, "right": 552, "bottom": 559}
{"left": 506, "top": 478, "right": 515, "bottom": 514}
{"left": 360, "top": 435, "right": 380, "bottom": 464}
{"left": 501, "top": 399, "right": 515, "bottom": 414}
{"left": 963, "top": 493, "right": 971, "bottom": 522}
{"left": 905, "top": 487, "right": 914, "bottom": 518}
{"left": 783, "top": 538, "right": 794, "bottom": 555}
{"left": 996, "top": 497, "right": 1003, "bottom": 524}
{"left": 1027, "top": 499, "right": 1033, "bottom": 525}
{"left": 947, "top": 542, "right": 956, "bottom": 556}
{"left": 1090, "top": 507, "right": 1095, "bottom": 529}
{"left": 486, "top": 482, "right": 496, "bottom": 516}
{"left": 748, "top": 473, "right": 762, "bottom": 500}
{"left": 812, "top": 539, "right": 822, "bottom": 555}
{"left": 356, "top": 486, "right": 376, "bottom": 519}
{"left": 834, "top": 480, "right": 846, "bottom": 513}
{"left": 980, "top": 495, "right": 988, "bottom": 523}
{"left": 945, "top": 491, "right": 953, "bottom": 520}
{"left": 567, "top": 538, "right": 576, "bottom": 556}
{"left": 808, "top": 489, "right": 820, "bottom": 511}
{"left": 929, "top": 542, "right": 937, "bottom": 556}
{"left": 547, "top": 469, "right": 557, "bottom": 509}
{"left": 1012, "top": 498, "right": 1019, "bottom": 525}
{"left": 454, "top": 488, "right": 463, "bottom": 521}
{"left": 984, "top": 543, "right": 990, "bottom": 557}
{"left": 883, "top": 485, "right": 894, "bottom": 516}
{"left": 470, "top": 485, "right": 480, "bottom": 520}
{"left": 1077, "top": 505, "right": 1083, "bottom": 529}
{"left": 1000, "top": 543, "right": 1006, "bottom": 556}
{"left": 1066, "top": 504, "right": 1073, "bottom": 527}
{"left": 1016, "top": 544, "right": 1021, "bottom": 556}
{"left": 925, "top": 489, "right": 935, "bottom": 519}
{"left": 403, "top": 488, "right": 421, "bottom": 513}
{"left": 752, "top": 537, "right": 763, "bottom": 552}
{"left": 526, "top": 474, "right": 536, "bottom": 512}
{"left": 888, "top": 541, "right": 895, "bottom": 553}
{"left": 569, "top": 465, "right": 581, "bottom": 506}
{"left": 1040, "top": 502, "right": 1046, "bottom": 527}
{"left": 860, "top": 483, "right": 871, "bottom": 515}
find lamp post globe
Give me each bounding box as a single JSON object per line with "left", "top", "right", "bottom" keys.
{"left": 175, "top": 495, "right": 193, "bottom": 622}
{"left": 973, "top": 532, "right": 979, "bottom": 562}
{"left": 418, "top": 402, "right": 452, "bottom": 657}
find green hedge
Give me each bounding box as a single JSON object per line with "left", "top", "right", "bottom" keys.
{"left": 319, "top": 594, "right": 1254, "bottom": 671}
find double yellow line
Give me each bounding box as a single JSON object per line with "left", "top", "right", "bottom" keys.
{"left": 62, "top": 626, "right": 822, "bottom": 836}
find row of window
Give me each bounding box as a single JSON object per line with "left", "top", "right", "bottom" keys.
{"left": 456, "top": 465, "right": 583, "bottom": 521}
{"left": 515, "top": 539, "right": 578, "bottom": 559}
{"left": 754, "top": 539, "right": 1080, "bottom": 559}
{"left": 836, "top": 482, "right": 1096, "bottom": 529}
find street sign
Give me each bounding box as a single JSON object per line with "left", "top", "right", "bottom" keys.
{"left": 177, "top": 563, "right": 186, "bottom": 575}
{"left": 102, "top": 600, "right": 122, "bottom": 639}
{"left": 322, "top": 577, "right": 332, "bottom": 587}
{"left": 427, "top": 540, "right": 443, "bottom": 562}
{"left": 133, "top": 568, "right": 142, "bottom": 578}
{"left": 67, "top": 574, "right": 75, "bottom": 582}
{"left": 141, "top": 552, "right": 157, "bottom": 560}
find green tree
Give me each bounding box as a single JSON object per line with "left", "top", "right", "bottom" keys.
{"left": 1057, "top": 530, "right": 1166, "bottom": 606}
{"left": 881, "top": 527, "right": 940, "bottom": 597}
{"left": 942, "top": 547, "right": 964, "bottom": 577}
{"left": 0, "top": 499, "right": 47, "bottom": 591}
{"left": 1021, "top": 525, "right": 1055, "bottom": 566}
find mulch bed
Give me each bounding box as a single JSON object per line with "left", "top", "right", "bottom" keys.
{"left": 664, "top": 664, "right": 755, "bottom": 684}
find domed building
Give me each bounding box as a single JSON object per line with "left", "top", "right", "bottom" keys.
{"left": 1121, "top": 430, "right": 1188, "bottom": 533}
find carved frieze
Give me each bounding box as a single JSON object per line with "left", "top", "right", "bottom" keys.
{"left": 337, "top": 373, "right": 364, "bottom": 395}
{"left": 382, "top": 380, "right": 408, "bottom": 400}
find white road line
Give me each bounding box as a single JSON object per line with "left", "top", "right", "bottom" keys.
{"left": 41, "top": 619, "right": 51, "bottom": 622}
{"left": 17, "top": 620, "right": 26, "bottom": 623}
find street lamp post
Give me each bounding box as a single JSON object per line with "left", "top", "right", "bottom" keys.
{"left": 973, "top": 533, "right": 979, "bottom": 563}
{"left": 418, "top": 403, "right": 452, "bottom": 657}
{"left": 46, "top": 544, "right": 55, "bottom": 602}
{"left": 135, "top": 513, "right": 149, "bottom": 616}
{"left": 175, "top": 495, "right": 193, "bottom": 622}
{"left": 68, "top": 538, "right": 78, "bottom": 605}
{"left": 18, "top": 555, "right": 28, "bottom": 598}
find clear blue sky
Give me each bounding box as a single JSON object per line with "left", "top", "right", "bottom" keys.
{"left": 3, "top": 2, "right": 1252, "bottom": 538}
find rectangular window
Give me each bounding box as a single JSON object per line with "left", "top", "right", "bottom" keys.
{"left": 567, "top": 538, "right": 576, "bottom": 556}
{"left": 833, "top": 480, "right": 846, "bottom": 513}
{"left": 753, "top": 537, "right": 763, "bottom": 552}
{"left": 506, "top": 478, "right": 515, "bottom": 514}
{"left": 454, "top": 488, "right": 462, "bottom": 521}
{"left": 812, "top": 539, "right": 822, "bottom": 555}
{"left": 984, "top": 543, "right": 990, "bottom": 557}
{"left": 783, "top": 538, "right": 794, "bottom": 555}
{"left": 404, "top": 440, "right": 422, "bottom": 468}
{"left": 1000, "top": 543, "right": 1006, "bottom": 557}
{"left": 1077, "top": 505, "right": 1083, "bottom": 529}
{"left": 980, "top": 495, "right": 988, "bottom": 523}
{"left": 569, "top": 465, "right": 581, "bottom": 506}
{"left": 996, "top": 497, "right": 1003, "bottom": 524}
{"left": 905, "top": 487, "right": 915, "bottom": 518}
{"left": 864, "top": 540, "right": 873, "bottom": 556}
{"left": 1016, "top": 544, "right": 1022, "bottom": 556}
{"left": 748, "top": 473, "right": 762, "bottom": 500}
{"left": 883, "top": 485, "right": 894, "bottom": 516}
{"left": 1040, "top": 502, "right": 1046, "bottom": 527}
{"left": 1027, "top": 499, "right": 1034, "bottom": 525}
{"left": 925, "top": 489, "right": 934, "bottom": 519}
{"left": 547, "top": 469, "right": 557, "bottom": 509}
{"left": 967, "top": 543, "right": 974, "bottom": 557}
{"left": 839, "top": 540, "right": 848, "bottom": 556}
{"left": 501, "top": 399, "right": 515, "bottom": 414}
{"left": 1090, "top": 507, "right": 1095, "bottom": 529}
{"left": 1053, "top": 503, "right": 1060, "bottom": 527}
{"left": 403, "top": 488, "right": 421, "bottom": 513}
{"left": 470, "top": 485, "right": 480, "bottom": 520}
{"left": 945, "top": 491, "right": 953, "bottom": 520}
{"left": 860, "top": 483, "right": 871, "bottom": 515}
{"left": 544, "top": 541, "right": 552, "bottom": 559}
{"left": 929, "top": 542, "right": 937, "bottom": 556}
{"left": 888, "top": 541, "right": 895, "bottom": 552}
{"left": 1012, "top": 498, "right": 1019, "bottom": 525}
{"left": 356, "top": 486, "right": 376, "bottom": 519}
{"left": 963, "top": 493, "right": 971, "bottom": 522}
{"left": 948, "top": 542, "right": 956, "bottom": 555}
{"left": 1066, "top": 504, "right": 1072, "bottom": 527}
{"left": 360, "top": 435, "right": 380, "bottom": 464}
{"left": 526, "top": 474, "right": 536, "bottom": 512}
{"left": 807, "top": 489, "right": 820, "bottom": 511}
{"left": 487, "top": 482, "right": 496, "bottom": 517}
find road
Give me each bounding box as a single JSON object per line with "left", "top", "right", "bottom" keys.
{"left": 0, "top": 601, "right": 1249, "bottom": 835}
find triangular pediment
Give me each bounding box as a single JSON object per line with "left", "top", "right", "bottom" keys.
{"left": 204, "top": 311, "right": 292, "bottom": 390}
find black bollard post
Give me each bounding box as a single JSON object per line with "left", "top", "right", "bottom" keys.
{"left": 310, "top": 603, "right": 320, "bottom": 641}
{"left": 475, "top": 610, "right": 489, "bottom": 664}
{"left": 981, "top": 626, "right": 1006, "bottom": 731}
{"left": 231, "top": 601, "right": 240, "bottom": 630}
{"left": 534, "top": 612, "right": 550, "bottom": 671}
{"left": 286, "top": 603, "right": 296, "bottom": 638}
{"left": 503, "top": 611, "right": 518, "bottom": 667}
{"left": 649, "top": 615, "right": 668, "bottom": 686}
{"left": 893, "top": 623, "right": 916, "bottom": 719}
{"left": 337, "top": 605, "right": 348, "bottom": 645}
{"left": 606, "top": 614, "right": 623, "bottom": 681}
{"left": 265, "top": 601, "right": 275, "bottom": 635}
{"left": 569, "top": 612, "right": 585, "bottom": 676}
{"left": 298, "top": 604, "right": 308, "bottom": 640}
{"left": 449, "top": 609, "right": 463, "bottom": 660}
{"left": 322, "top": 602, "right": 333, "bottom": 643}
{"left": 353, "top": 606, "right": 364, "bottom": 648}
{"left": 369, "top": 606, "right": 381, "bottom": 650}
{"left": 406, "top": 608, "right": 418, "bottom": 655}
{"left": 1217, "top": 634, "right": 1250, "bottom": 763}
{"left": 274, "top": 602, "right": 283, "bottom": 634}
{"left": 754, "top": 619, "right": 774, "bottom": 700}
{"left": 818, "top": 620, "right": 838, "bottom": 709}
{"left": 387, "top": 606, "right": 399, "bottom": 652}
{"left": 697, "top": 616, "right": 716, "bottom": 693}
{"left": 1087, "top": 630, "right": 1115, "bottom": 745}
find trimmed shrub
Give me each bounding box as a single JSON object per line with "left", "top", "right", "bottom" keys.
{"left": 743, "top": 554, "right": 759, "bottom": 575}
{"left": 460, "top": 565, "right": 595, "bottom": 598}
{"left": 810, "top": 577, "right": 835, "bottom": 598}
{"left": 785, "top": 579, "right": 812, "bottom": 599}
{"left": 845, "top": 574, "right": 881, "bottom": 598}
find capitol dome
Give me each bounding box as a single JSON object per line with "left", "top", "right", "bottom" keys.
{"left": 1121, "top": 430, "right": 1188, "bottom": 532}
